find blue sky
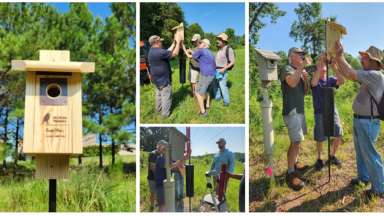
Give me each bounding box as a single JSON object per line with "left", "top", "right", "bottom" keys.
{"left": 50, "top": 3, "right": 112, "bottom": 19}
{"left": 257, "top": 3, "right": 384, "bottom": 57}
{"left": 179, "top": 3, "right": 245, "bottom": 36}
{"left": 176, "top": 127, "right": 245, "bottom": 156}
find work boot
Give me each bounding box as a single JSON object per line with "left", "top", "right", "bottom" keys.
{"left": 350, "top": 178, "right": 369, "bottom": 187}
{"left": 327, "top": 156, "right": 342, "bottom": 168}
{"left": 294, "top": 161, "right": 309, "bottom": 171}
{"left": 314, "top": 159, "right": 324, "bottom": 171}
{"left": 287, "top": 172, "right": 305, "bottom": 191}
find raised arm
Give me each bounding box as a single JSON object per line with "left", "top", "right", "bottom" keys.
{"left": 182, "top": 43, "right": 192, "bottom": 58}
{"left": 311, "top": 54, "right": 326, "bottom": 87}
{"left": 285, "top": 66, "right": 304, "bottom": 88}
{"left": 332, "top": 61, "right": 345, "bottom": 86}
{"left": 333, "top": 41, "right": 358, "bottom": 81}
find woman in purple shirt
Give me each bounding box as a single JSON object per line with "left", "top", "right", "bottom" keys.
{"left": 184, "top": 39, "right": 216, "bottom": 116}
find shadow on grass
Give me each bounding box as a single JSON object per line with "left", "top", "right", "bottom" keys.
{"left": 287, "top": 185, "right": 355, "bottom": 212}
{"left": 171, "top": 84, "right": 191, "bottom": 113}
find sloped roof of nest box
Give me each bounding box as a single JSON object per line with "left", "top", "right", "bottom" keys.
{"left": 11, "top": 50, "right": 95, "bottom": 73}
{"left": 255, "top": 49, "right": 281, "bottom": 61}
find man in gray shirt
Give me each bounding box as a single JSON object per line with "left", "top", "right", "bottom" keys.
{"left": 281, "top": 47, "right": 310, "bottom": 191}
{"left": 334, "top": 42, "right": 384, "bottom": 197}
{"left": 214, "top": 33, "right": 235, "bottom": 106}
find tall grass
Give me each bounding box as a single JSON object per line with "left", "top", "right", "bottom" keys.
{"left": 140, "top": 151, "right": 244, "bottom": 212}
{"left": 140, "top": 48, "right": 245, "bottom": 124}
{"left": 0, "top": 155, "right": 136, "bottom": 212}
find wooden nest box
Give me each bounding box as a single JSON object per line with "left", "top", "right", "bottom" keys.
{"left": 255, "top": 49, "right": 281, "bottom": 81}
{"left": 326, "top": 21, "right": 347, "bottom": 59}
{"left": 11, "top": 50, "right": 95, "bottom": 179}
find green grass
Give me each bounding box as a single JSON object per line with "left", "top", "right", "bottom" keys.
{"left": 0, "top": 154, "right": 136, "bottom": 212}
{"left": 140, "top": 151, "right": 244, "bottom": 212}
{"left": 140, "top": 48, "right": 245, "bottom": 124}
{"left": 249, "top": 73, "right": 384, "bottom": 211}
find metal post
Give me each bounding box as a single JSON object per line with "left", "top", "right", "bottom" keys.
{"left": 48, "top": 179, "right": 56, "bottom": 212}
{"left": 325, "top": 19, "right": 331, "bottom": 183}
{"left": 186, "top": 127, "right": 192, "bottom": 212}
{"left": 261, "top": 82, "right": 274, "bottom": 176}
{"left": 164, "top": 144, "right": 175, "bottom": 212}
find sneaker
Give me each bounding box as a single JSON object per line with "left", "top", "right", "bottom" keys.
{"left": 294, "top": 161, "right": 309, "bottom": 171}
{"left": 199, "top": 111, "right": 208, "bottom": 117}
{"left": 224, "top": 103, "right": 229, "bottom": 107}
{"left": 287, "top": 171, "right": 305, "bottom": 191}
{"left": 327, "top": 156, "right": 342, "bottom": 168}
{"left": 314, "top": 159, "right": 324, "bottom": 171}
{"left": 350, "top": 178, "right": 369, "bottom": 186}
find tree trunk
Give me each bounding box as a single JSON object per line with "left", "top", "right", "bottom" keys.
{"left": 111, "top": 138, "right": 115, "bottom": 165}
{"left": 3, "top": 108, "right": 9, "bottom": 144}
{"left": 249, "top": 3, "right": 267, "bottom": 29}
{"left": 98, "top": 110, "right": 103, "bottom": 168}
{"left": 14, "top": 118, "right": 19, "bottom": 166}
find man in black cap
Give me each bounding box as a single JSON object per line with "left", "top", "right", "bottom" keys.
{"left": 148, "top": 35, "right": 181, "bottom": 118}
{"left": 281, "top": 47, "right": 310, "bottom": 191}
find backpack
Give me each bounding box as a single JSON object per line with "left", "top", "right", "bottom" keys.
{"left": 370, "top": 91, "right": 384, "bottom": 120}
{"left": 225, "top": 46, "right": 235, "bottom": 70}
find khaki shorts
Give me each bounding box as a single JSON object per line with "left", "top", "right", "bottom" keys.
{"left": 283, "top": 109, "right": 307, "bottom": 143}
{"left": 196, "top": 74, "right": 214, "bottom": 96}
{"left": 190, "top": 68, "right": 199, "bottom": 84}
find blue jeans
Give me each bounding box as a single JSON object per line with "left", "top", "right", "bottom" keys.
{"left": 353, "top": 118, "right": 384, "bottom": 193}
{"left": 214, "top": 71, "right": 230, "bottom": 104}
{"left": 174, "top": 171, "right": 184, "bottom": 212}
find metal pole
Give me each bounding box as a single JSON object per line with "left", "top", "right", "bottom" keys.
{"left": 48, "top": 179, "right": 56, "bottom": 212}
{"left": 186, "top": 127, "right": 191, "bottom": 212}
{"left": 325, "top": 19, "right": 331, "bottom": 183}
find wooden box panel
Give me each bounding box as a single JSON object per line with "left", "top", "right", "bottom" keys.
{"left": 169, "top": 128, "right": 186, "bottom": 161}
{"left": 23, "top": 73, "right": 82, "bottom": 155}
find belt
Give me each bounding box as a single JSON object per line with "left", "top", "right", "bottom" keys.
{"left": 353, "top": 114, "right": 380, "bottom": 119}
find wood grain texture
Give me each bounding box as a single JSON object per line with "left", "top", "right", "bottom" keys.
{"left": 14, "top": 50, "right": 94, "bottom": 179}
{"left": 35, "top": 155, "right": 69, "bottom": 179}
{"left": 11, "top": 60, "right": 95, "bottom": 73}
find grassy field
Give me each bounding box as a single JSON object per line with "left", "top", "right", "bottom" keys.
{"left": 140, "top": 151, "right": 244, "bottom": 212}
{"left": 0, "top": 154, "right": 136, "bottom": 212}
{"left": 140, "top": 47, "right": 245, "bottom": 124}
{"left": 249, "top": 77, "right": 384, "bottom": 211}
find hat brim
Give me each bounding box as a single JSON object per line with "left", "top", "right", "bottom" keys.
{"left": 359, "top": 51, "right": 384, "bottom": 68}
{"left": 216, "top": 36, "right": 228, "bottom": 42}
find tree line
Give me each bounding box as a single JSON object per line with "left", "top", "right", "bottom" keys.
{"left": 140, "top": 3, "right": 245, "bottom": 51}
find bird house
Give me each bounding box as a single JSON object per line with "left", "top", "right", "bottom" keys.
{"left": 255, "top": 49, "right": 281, "bottom": 81}
{"left": 11, "top": 50, "right": 94, "bottom": 178}
{"left": 326, "top": 21, "right": 347, "bottom": 59}
{"left": 169, "top": 127, "right": 187, "bottom": 161}
{"left": 172, "top": 23, "right": 184, "bottom": 42}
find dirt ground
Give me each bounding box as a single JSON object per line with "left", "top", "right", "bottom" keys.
{"left": 250, "top": 139, "right": 384, "bottom": 212}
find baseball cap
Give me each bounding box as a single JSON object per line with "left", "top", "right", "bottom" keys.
{"left": 148, "top": 35, "right": 164, "bottom": 46}
{"left": 191, "top": 34, "right": 201, "bottom": 42}
{"left": 216, "top": 138, "right": 226, "bottom": 144}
